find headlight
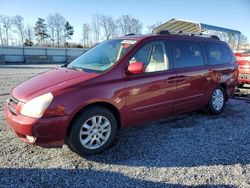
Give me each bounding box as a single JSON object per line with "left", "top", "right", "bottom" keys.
{"left": 20, "top": 93, "right": 53, "bottom": 118}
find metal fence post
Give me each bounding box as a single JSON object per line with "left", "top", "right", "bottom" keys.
{"left": 22, "top": 46, "right": 26, "bottom": 63}
{"left": 65, "top": 48, "right": 68, "bottom": 63}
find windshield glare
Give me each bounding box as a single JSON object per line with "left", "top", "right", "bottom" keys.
{"left": 67, "top": 39, "right": 137, "bottom": 73}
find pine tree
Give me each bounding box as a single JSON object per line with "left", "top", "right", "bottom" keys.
{"left": 64, "top": 21, "right": 74, "bottom": 47}
{"left": 34, "top": 18, "right": 49, "bottom": 46}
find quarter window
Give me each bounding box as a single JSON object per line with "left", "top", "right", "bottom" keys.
{"left": 173, "top": 41, "right": 204, "bottom": 68}
{"left": 129, "top": 42, "right": 168, "bottom": 73}
{"left": 203, "top": 43, "right": 231, "bottom": 65}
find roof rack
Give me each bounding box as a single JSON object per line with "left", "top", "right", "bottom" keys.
{"left": 157, "top": 30, "right": 220, "bottom": 40}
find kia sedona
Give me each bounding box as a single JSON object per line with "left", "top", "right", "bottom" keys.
{"left": 5, "top": 32, "right": 238, "bottom": 156}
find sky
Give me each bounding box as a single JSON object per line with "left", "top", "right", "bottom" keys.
{"left": 0, "top": 0, "right": 249, "bottom": 43}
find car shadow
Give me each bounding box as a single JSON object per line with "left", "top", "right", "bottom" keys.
{"left": 87, "top": 106, "right": 250, "bottom": 168}
{"left": 0, "top": 168, "right": 236, "bottom": 188}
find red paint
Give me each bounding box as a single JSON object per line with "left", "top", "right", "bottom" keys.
{"left": 5, "top": 34, "right": 238, "bottom": 147}
{"left": 127, "top": 62, "right": 145, "bottom": 75}
{"left": 235, "top": 52, "right": 250, "bottom": 84}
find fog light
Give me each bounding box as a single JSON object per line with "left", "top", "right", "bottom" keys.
{"left": 26, "top": 135, "right": 36, "bottom": 143}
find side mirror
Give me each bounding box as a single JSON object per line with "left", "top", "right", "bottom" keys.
{"left": 127, "top": 62, "right": 145, "bottom": 75}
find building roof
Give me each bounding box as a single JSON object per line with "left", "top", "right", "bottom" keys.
{"left": 152, "top": 18, "right": 241, "bottom": 36}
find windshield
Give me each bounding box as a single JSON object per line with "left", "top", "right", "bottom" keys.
{"left": 67, "top": 39, "right": 137, "bottom": 73}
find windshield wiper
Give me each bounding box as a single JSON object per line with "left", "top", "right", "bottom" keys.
{"left": 66, "top": 66, "right": 83, "bottom": 71}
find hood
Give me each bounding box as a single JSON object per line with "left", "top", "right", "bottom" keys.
{"left": 12, "top": 67, "right": 98, "bottom": 101}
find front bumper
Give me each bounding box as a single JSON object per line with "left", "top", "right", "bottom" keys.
{"left": 4, "top": 104, "right": 69, "bottom": 147}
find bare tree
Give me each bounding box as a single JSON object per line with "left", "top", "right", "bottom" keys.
{"left": 53, "top": 13, "right": 67, "bottom": 47}
{"left": 12, "top": 15, "right": 25, "bottom": 45}
{"left": 0, "top": 15, "right": 12, "bottom": 45}
{"left": 92, "top": 14, "right": 101, "bottom": 44}
{"left": 147, "top": 22, "right": 162, "bottom": 34}
{"left": 47, "top": 15, "right": 56, "bottom": 47}
{"left": 117, "top": 15, "right": 143, "bottom": 35}
{"left": 82, "top": 23, "right": 91, "bottom": 47}
{"left": 0, "top": 26, "right": 3, "bottom": 45}
{"left": 239, "top": 34, "right": 248, "bottom": 45}
{"left": 100, "top": 15, "right": 117, "bottom": 40}
{"left": 110, "top": 19, "right": 118, "bottom": 39}
{"left": 117, "top": 15, "right": 129, "bottom": 35}
{"left": 24, "top": 24, "right": 34, "bottom": 46}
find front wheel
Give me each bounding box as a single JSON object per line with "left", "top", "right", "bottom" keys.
{"left": 206, "top": 87, "right": 226, "bottom": 115}
{"left": 68, "top": 107, "right": 118, "bottom": 156}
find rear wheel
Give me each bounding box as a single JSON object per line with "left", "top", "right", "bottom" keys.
{"left": 68, "top": 107, "right": 118, "bottom": 156}
{"left": 206, "top": 87, "right": 226, "bottom": 115}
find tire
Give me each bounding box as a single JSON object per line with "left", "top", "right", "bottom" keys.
{"left": 68, "top": 106, "right": 118, "bottom": 156}
{"left": 206, "top": 86, "right": 226, "bottom": 115}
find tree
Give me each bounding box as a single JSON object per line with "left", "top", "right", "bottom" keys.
{"left": 47, "top": 15, "right": 56, "bottom": 47}
{"left": 0, "top": 15, "right": 12, "bottom": 45}
{"left": 64, "top": 21, "right": 74, "bottom": 47}
{"left": 12, "top": 15, "right": 25, "bottom": 45}
{"left": 46, "top": 13, "right": 67, "bottom": 47}
{"left": 99, "top": 15, "right": 117, "bottom": 40}
{"left": 24, "top": 38, "right": 33, "bottom": 46}
{"left": 117, "top": 15, "right": 143, "bottom": 35}
{"left": 92, "top": 14, "right": 101, "bottom": 44}
{"left": 24, "top": 24, "right": 34, "bottom": 46}
{"left": 239, "top": 34, "right": 248, "bottom": 47}
{"left": 34, "top": 18, "right": 49, "bottom": 46}
{"left": 82, "top": 23, "right": 91, "bottom": 47}
{"left": 0, "top": 26, "right": 3, "bottom": 45}
{"left": 130, "top": 17, "right": 142, "bottom": 34}
{"left": 53, "top": 13, "right": 67, "bottom": 47}
{"left": 147, "top": 22, "right": 162, "bottom": 34}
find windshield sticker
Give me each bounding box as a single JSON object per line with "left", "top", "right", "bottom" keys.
{"left": 121, "top": 40, "right": 137, "bottom": 48}
{"left": 121, "top": 40, "right": 137, "bottom": 45}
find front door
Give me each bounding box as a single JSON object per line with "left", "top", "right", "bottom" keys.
{"left": 124, "top": 41, "right": 176, "bottom": 125}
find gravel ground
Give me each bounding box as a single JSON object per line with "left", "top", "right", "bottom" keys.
{"left": 0, "top": 65, "right": 250, "bottom": 188}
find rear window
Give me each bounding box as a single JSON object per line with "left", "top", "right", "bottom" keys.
{"left": 173, "top": 41, "right": 205, "bottom": 68}
{"left": 203, "top": 42, "right": 231, "bottom": 65}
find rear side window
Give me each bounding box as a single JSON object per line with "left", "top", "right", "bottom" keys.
{"left": 203, "top": 42, "right": 231, "bottom": 65}
{"left": 173, "top": 41, "right": 204, "bottom": 68}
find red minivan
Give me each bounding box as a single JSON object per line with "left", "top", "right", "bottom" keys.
{"left": 5, "top": 33, "right": 238, "bottom": 155}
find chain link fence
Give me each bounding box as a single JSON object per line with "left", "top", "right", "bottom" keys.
{"left": 0, "top": 46, "right": 87, "bottom": 64}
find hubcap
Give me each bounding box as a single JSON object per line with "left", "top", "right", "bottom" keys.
{"left": 212, "top": 89, "right": 224, "bottom": 111}
{"left": 79, "top": 116, "right": 111, "bottom": 150}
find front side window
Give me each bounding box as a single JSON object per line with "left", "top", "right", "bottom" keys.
{"left": 67, "top": 39, "right": 137, "bottom": 73}
{"left": 173, "top": 41, "right": 204, "bottom": 68}
{"left": 129, "top": 41, "right": 168, "bottom": 73}
{"left": 203, "top": 42, "right": 231, "bottom": 65}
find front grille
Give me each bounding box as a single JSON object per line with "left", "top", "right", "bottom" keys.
{"left": 9, "top": 95, "right": 19, "bottom": 105}
{"left": 8, "top": 95, "right": 20, "bottom": 115}
{"left": 8, "top": 104, "right": 17, "bottom": 115}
